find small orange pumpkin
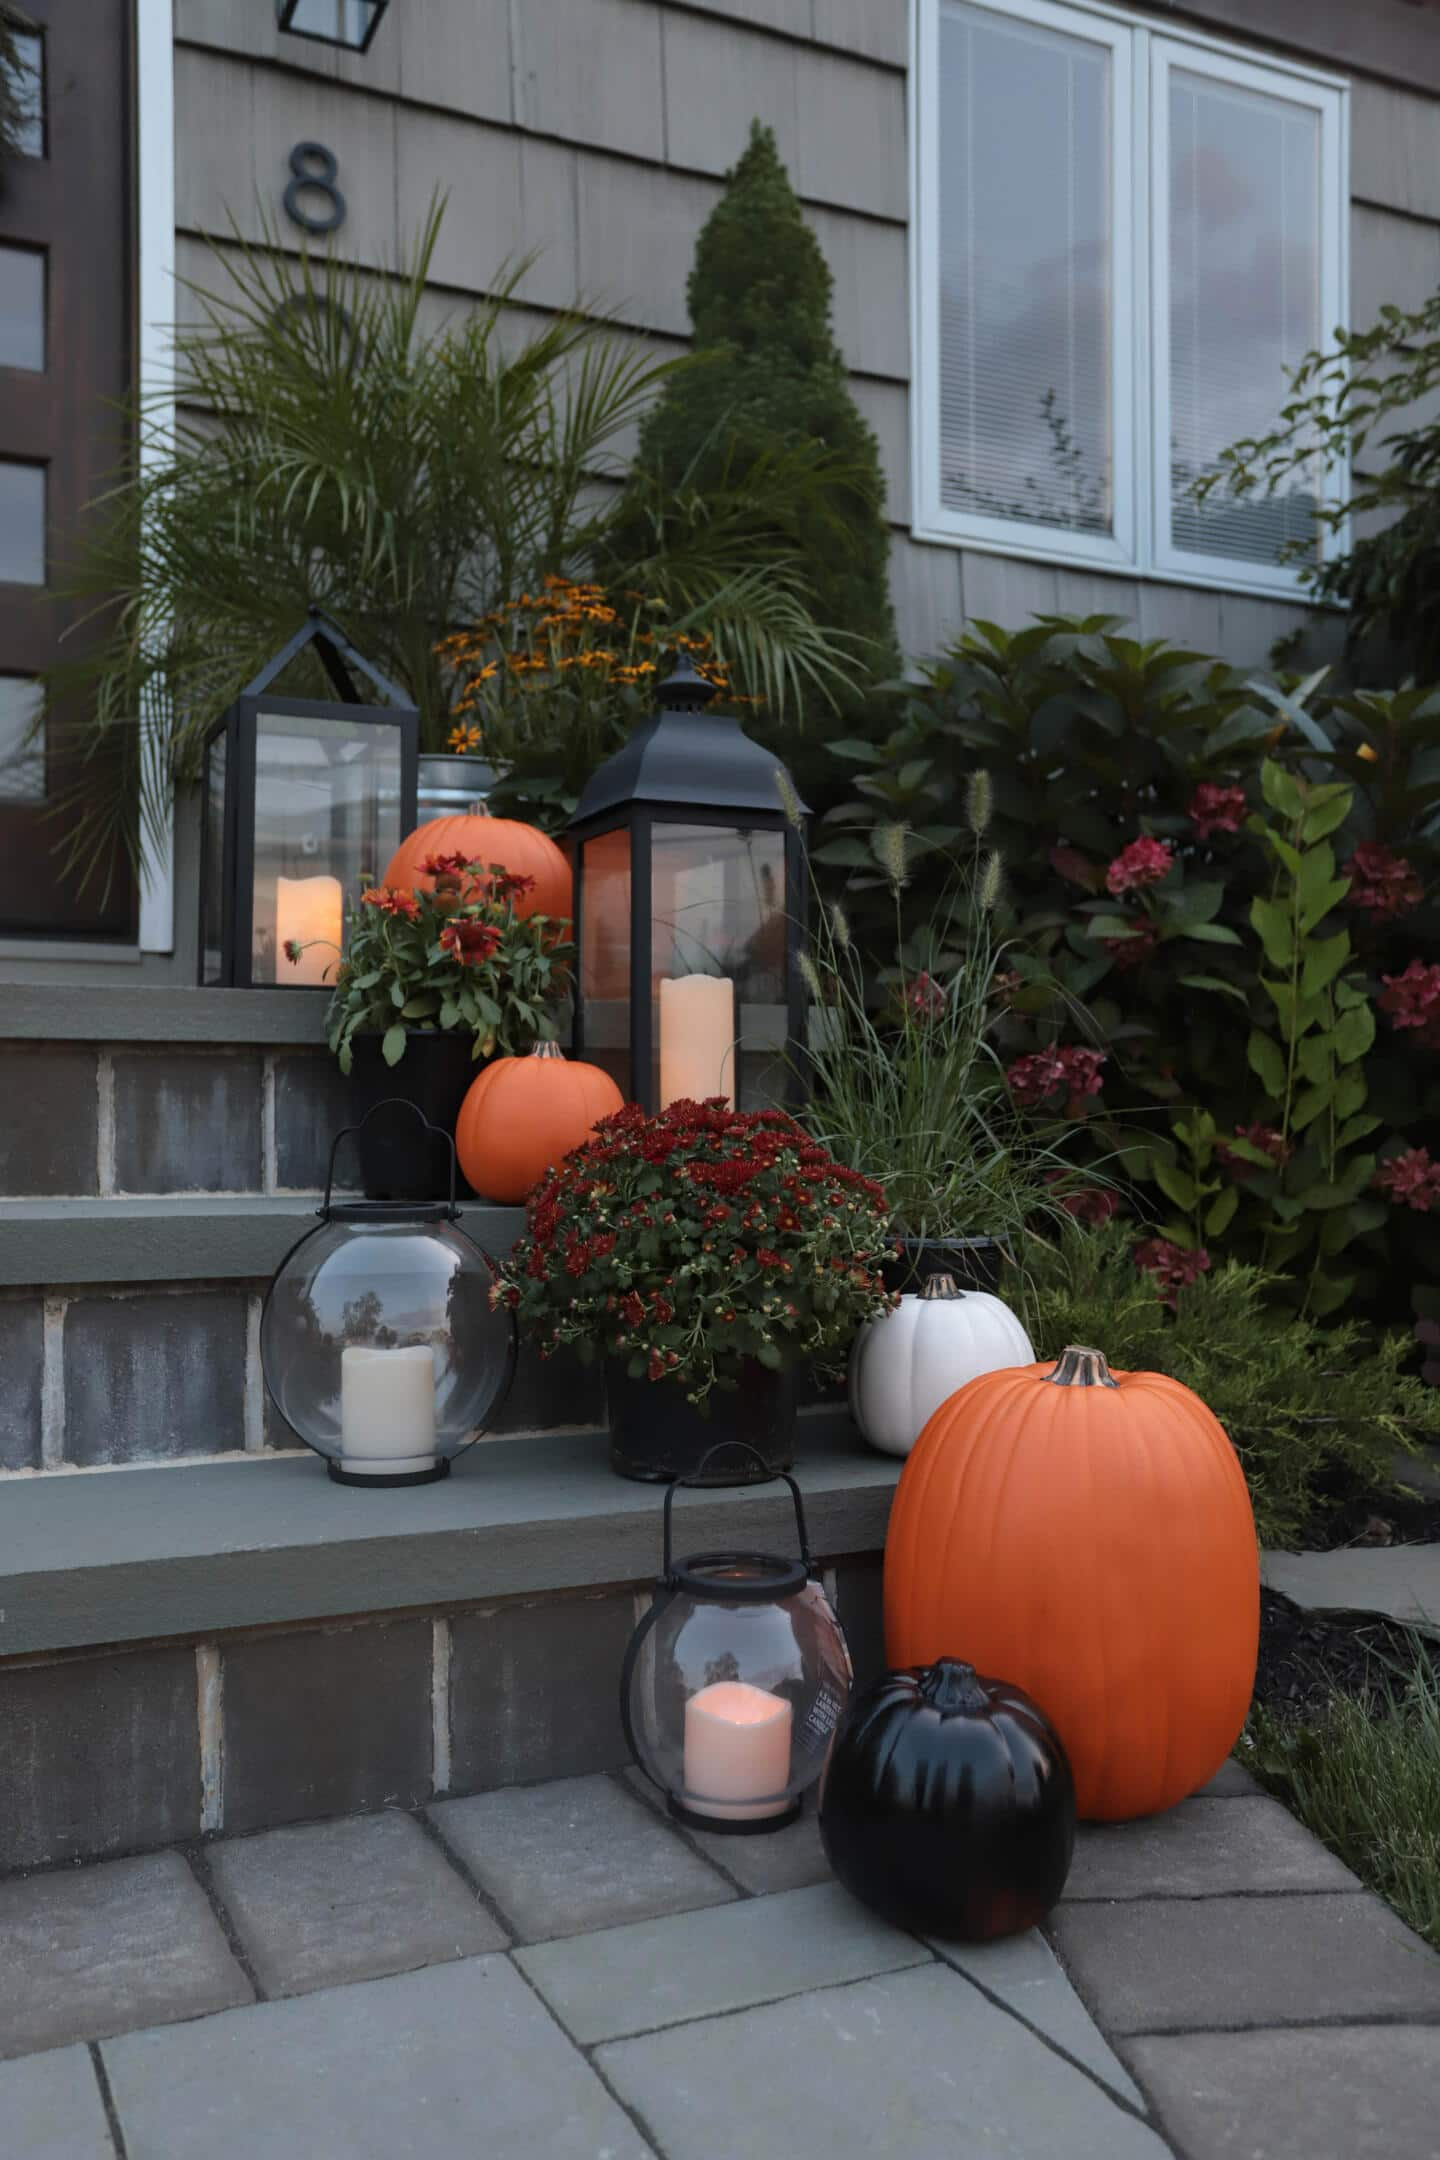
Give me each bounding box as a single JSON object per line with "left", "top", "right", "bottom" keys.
{"left": 456, "top": 1043, "right": 623, "bottom": 1204}
{"left": 383, "top": 811, "right": 571, "bottom": 924}
{"left": 884, "top": 1344, "right": 1258, "bottom": 1822}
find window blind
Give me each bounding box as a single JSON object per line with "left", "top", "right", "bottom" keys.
{"left": 937, "top": 0, "right": 1114, "bottom": 536}
{"left": 1166, "top": 68, "right": 1323, "bottom": 565}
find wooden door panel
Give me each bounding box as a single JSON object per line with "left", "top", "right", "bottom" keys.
{"left": 0, "top": 0, "right": 135, "bottom": 938}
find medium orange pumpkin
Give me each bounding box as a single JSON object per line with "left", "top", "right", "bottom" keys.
{"left": 884, "top": 1344, "right": 1258, "bottom": 1822}
{"left": 456, "top": 1043, "right": 623, "bottom": 1204}
{"left": 383, "top": 811, "right": 572, "bottom": 924}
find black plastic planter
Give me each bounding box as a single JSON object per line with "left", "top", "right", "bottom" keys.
{"left": 883, "top": 1236, "right": 1008, "bottom": 1296}
{"left": 346, "top": 1033, "right": 483, "bottom": 1201}
{"left": 606, "top": 1358, "right": 797, "bottom": 1484}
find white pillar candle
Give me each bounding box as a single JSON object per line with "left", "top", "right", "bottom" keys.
{"left": 276, "top": 874, "right": 343, "bottom": 986}
{"left": 682, "top": 1679, "right": 793, "bottom": 1822}
{"left": 339, "top": 1344, "right": 437, "bottom": 1477}
{"left": 659, "top": 974, "right": 735, "bottom": 1109}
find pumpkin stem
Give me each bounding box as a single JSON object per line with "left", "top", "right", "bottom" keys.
{"left": 531, "top": 1041, "right": 565, "bottom": 1062}
{"left": 919, "top": 1272, "right": 965, "bottom": 1302}
{"left": 920, "top": 1660, "right": 991, "bottom": 1716}
{"left": 1044, "top": 1344, "right": 1119, "bottom": 1390}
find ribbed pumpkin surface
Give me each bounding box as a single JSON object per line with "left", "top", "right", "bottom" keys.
{"left": 456, "top": 1051, "right": 622, "bottom": 1204}
{"left": 383, "top": 814, "right": 572, "bottom": 924}
{"left": 883, "top": 1357, "right": 1259, "bottom": 1821}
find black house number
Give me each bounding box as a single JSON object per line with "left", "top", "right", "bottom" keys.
{"left": 283, "top": 143, "right": 348, "bottom": 236}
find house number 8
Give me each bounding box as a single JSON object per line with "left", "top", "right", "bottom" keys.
{"left": 283, "top": 143, "right": 347, "bottom": 236}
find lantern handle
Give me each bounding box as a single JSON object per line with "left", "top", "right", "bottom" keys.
{"left": 321, "top": 1097, "right": 460, "bottom": 1219}
{"left": 661, "top": 1444, "right": 814, "bottom": 1581}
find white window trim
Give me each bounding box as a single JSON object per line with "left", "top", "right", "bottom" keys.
{"left": 136, "top": 0, "right": 177, "bottom": 954}
{"left": 909, "top": 0, "right": 1351, "bottom": 603}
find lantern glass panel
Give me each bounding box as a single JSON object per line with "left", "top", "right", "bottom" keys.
{"left": 627, "top": 1573, "right": 850, "bottom": 1824}
{"left": 251, "top": 710, "right": 405, "bottom": 988}
{"left": 651, "top": 822, "right": 786, "bottom": 1110}
{"left": 261, "top": 1215, "right": 512, "bottom": 1475}
{"left": 201, "top": 729, "right": 228, "bottom": 987}
{"left": 580, "top": 825, "right": 632, "bottom": 1098}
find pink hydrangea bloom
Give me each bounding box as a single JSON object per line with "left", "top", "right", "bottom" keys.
{"left": 1134, "top": 1237, "right": 1212, "bottom": 1309}
{"left": 1344, "top": 843, "right": 1425, "bottom": 922}
{"left": 1373, "top": 1148, "right": 1440, "bottom": 1213}
{"left": 1379, "top": 959, "right": 1440, "bottom": 1048}
{"left": 1187, "top": 784, "right": 1247, "bottom": 841}
{"left": 1106, "top": 837, "right": 1175, "bottom": 896}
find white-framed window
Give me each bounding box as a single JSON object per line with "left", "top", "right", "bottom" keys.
{"left": 910, "top": 0, "right": 1349, "bottom": 598}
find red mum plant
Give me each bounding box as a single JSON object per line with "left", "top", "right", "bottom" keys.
{"left": 326, "top": 860, "right": 573, "bottom": 1075}
{"left": 1343, "top": 843, "right": 1425, "bottom": 923}
{"left": 1106, "top": 836, "right": 1175, "bottom": 895}
{"left": 1187, "top": 784, "right": 1248, "bottom": 841}
{"left": 1373, "top": 1148, "right": 1440, "bottom": 1214}
{"left": 1379, "top": 959, "right": 1440, "bottom": 1048}
{"left": 497, "top": 1101, "right": 896, "bottom": 1404}
{"left": 1134, "top": 1237, "right": 1212, "bottom": 1309}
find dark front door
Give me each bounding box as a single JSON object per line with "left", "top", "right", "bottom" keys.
{"left": 0, "top": 0, "right": 135, "bottom": 938}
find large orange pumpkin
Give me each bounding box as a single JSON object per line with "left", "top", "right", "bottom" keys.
{"left": 456, "top": 1042, "right": 623, "bottom": 1204}
{"left": 884, "top": 1344, "right": 1258, "bottom": 1822}
{"left": 383, "top": 812, "right": 571, "bottom": 924}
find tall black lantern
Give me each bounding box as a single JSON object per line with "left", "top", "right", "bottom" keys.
{"left": 199, "top": 612, "right": 418, "bottom": 989}
{"left": 276, "top": 0, "right": 390, "bottom": 53}
{"left": 568, "top": 659, "right": 808, "bottom": 1111}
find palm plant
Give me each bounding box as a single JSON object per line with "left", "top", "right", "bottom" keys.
{"left": 48, "top": 202, "right": 865, "bottom": 891}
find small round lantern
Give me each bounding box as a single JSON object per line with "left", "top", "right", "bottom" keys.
{"left": 261, "top": 1102, "right": 516, "bottom": 1486}
{"left": 621, "top": 1447, "right": 852, "bottom": 1833}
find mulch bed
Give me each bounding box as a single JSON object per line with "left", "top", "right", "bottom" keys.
{"left": 1254, "top": 1587, "right": 1440, "bottom": 1718}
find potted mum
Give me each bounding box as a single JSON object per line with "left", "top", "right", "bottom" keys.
{"left": 498, "top": 1099, "right": 896, "bottom": 1484}
{"left": 318, "top": 855, "right": 573, "bottom": 1201}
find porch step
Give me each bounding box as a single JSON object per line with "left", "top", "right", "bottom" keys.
{"left": 0, "top": 1417, "right": 892, "bottom": 1870}
{"left": 0, "top": 1196, "right": 524, "bottom": 1286}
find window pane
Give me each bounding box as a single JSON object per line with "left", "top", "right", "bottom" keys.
{"left": 0, "top": 246, "right": 45, "bottom": 371}
{"left": 0, "top": 28, "right": 44, "bottom": 156}
{"left": 0, "top": 460, "right": 45, "bottom": 583}
{"left": 1168, "top": 68, "right": 1322, "bottom": 565}
{"left": 938, "top": 0, "right": 1113, "bottom": 535}
{"left": 0, "top": 678, "right": 44, "bottom": 803}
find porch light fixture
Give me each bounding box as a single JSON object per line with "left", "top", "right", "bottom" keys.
{"left": 567, "top": 657, "right": 808, "bottom": 1112}
{"left": 199, "top": 610, "right": 418, "bottom": 989}
{"left": 621, "top": 1449, "right": 852, "bottom": 1832}
{"left": 276, "top": 0, "right": 390, "bottom": 54}
{"left": 261, "top": 1103, "right": 516, "bottom": 1486}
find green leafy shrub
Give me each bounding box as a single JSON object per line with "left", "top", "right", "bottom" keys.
{"left": 616, "top": 121, "right": 899, "bottom": 698}
{"left": 815, "top": 616, "right": 1440, "bottom": 1333}
{"left": 1022, "top": 1223, "right": 1437, "bottom": 1545}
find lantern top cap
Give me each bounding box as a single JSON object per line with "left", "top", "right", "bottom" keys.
{"left": 568, "top": 649, "right": 810, "bottom": 830}
{"left": 231, "top": 608, "right": 415, "bottom": 713}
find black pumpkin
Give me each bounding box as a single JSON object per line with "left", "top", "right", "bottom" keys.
{"left": 819, "top": 1658, "right": 1075, "bottom": 1942}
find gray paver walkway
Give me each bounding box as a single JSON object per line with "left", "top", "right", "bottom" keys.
{"left": 0, "top": 1762, "right": 1437, "bottom": 2158}
{"left": 1262, "top": 1544, "right": 1440, "bottom": 1637}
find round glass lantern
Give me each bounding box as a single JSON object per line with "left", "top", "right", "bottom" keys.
{"left": 261, "top": 1102, "right": 516, "bottom": 1487}
{"left": 621, "top": 1449, "right": 852, "bottom": 1833}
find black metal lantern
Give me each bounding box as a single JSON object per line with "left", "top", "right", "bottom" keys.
{"left": 199, "top": 612, "right": 418, "bottom": 988}
{"left": 276, "top": 0, "right": 390, "bottom": 53}
{"left": 567, "top": 658, "right": 808, "bottom": 1111}
{"left": 621, "top": 1448, "right": 852, "bottom": 1833}
{"left": 260, "top": 1103, "right": 517, "bottom": 1486}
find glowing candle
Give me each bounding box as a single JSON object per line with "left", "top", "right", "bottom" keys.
{"left": 659, "top": 974, "right": 735, "bottom": 1108}
{"left": 339, "top": 1344, "right": 437, "bottom": 1477}
{"left": 683, "top": 1679, "right": 793, "bottom": 1822}
{"left": 275, "top": 874, "right": 343, "bottom": 986}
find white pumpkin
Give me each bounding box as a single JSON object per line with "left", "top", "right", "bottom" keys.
{"left": 849, "top": 1273, "right": 1034, "bottom": 1458}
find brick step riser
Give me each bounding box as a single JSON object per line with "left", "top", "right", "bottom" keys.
{"left": 0, "top": 1565, "right": 886, "bottom": 1874}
